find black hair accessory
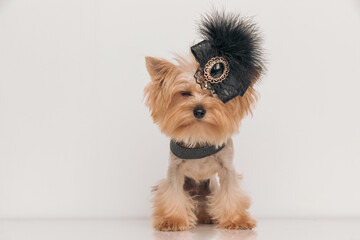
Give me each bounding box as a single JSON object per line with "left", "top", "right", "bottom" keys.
{"left": 191, "top": 12, "right": 265, "bottom": 103}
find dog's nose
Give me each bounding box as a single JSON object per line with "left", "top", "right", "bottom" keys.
{"left": 193, "top": 106, "right": 206, "bottom": 119}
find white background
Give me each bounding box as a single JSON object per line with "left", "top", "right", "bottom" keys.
{"left": 0, "top": 0, "right": 360, "bottom": 220}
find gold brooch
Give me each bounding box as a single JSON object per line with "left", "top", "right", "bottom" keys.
{"left": 194, "top": 57, "right": 230, "bottom": 90}
{"left": 204, "top": 57, "right": 230, "bottom": 83}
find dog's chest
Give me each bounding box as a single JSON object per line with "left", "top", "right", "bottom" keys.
{"left": 181, "top": 156, "right": 220, "bottom": 181}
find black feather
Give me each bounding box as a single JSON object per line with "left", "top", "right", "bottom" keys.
{"left": 191, "top": 11, "right": 265, "bottom": 103}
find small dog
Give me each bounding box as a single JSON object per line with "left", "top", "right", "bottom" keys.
{"left": 144, "top": 12, "right": 264, "bottom": 231}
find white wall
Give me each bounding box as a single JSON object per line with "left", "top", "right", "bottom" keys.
{"left": 0, "top": 0, "right": 360, "bottom": 219}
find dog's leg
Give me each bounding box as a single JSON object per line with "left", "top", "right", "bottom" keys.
{"left": 152, "top": 160, "right": 196, "bottom": 231}
{"left": 208, "top": 162, "right": 256, "bottom": 230}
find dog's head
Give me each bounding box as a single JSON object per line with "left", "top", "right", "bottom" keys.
{"left": 144, "top": 12, "right": 264, "bottom": 147}
{"left": 144, "top": 55, "right": 259, "bottom": 147}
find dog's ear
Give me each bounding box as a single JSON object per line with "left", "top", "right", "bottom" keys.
{"left": 144, "top": 56, "right": 180, "bottom": 123}
{"left": 145, "top": 56, "right": 177, "bottom": 84}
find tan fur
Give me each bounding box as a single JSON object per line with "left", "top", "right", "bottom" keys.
{"left": 144, "top": 55, "right": 260, "bottom": 231}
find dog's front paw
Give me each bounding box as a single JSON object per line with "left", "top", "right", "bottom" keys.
{"left": 219, "top": 215, "right": 257, "bottom": 230}
{"left": 153, "top": 216, "right": 192, "bottom": 231}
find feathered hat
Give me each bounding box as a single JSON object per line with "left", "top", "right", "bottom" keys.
{"left": 191, "top": 12, "right": 265, "bottom": 103}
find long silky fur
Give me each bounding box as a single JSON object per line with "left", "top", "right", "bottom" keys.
{"left": 199, "top": 11, "right": 265, "bottom": 78}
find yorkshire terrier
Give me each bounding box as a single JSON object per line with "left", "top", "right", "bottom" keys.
{"left": 144, "top": 12, "right": 265, "bottom": 231}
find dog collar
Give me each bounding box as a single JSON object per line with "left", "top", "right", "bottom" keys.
{"left": 170, "top": 140, "right": 225, "bottom": 159}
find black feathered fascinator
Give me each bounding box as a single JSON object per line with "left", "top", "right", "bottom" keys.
{"left": 191, "top": 12, "right": 265, "bottom": 103}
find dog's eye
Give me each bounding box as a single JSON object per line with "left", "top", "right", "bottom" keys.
{"left": 181, "top": 91, "right": 192, "bottom": 97}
